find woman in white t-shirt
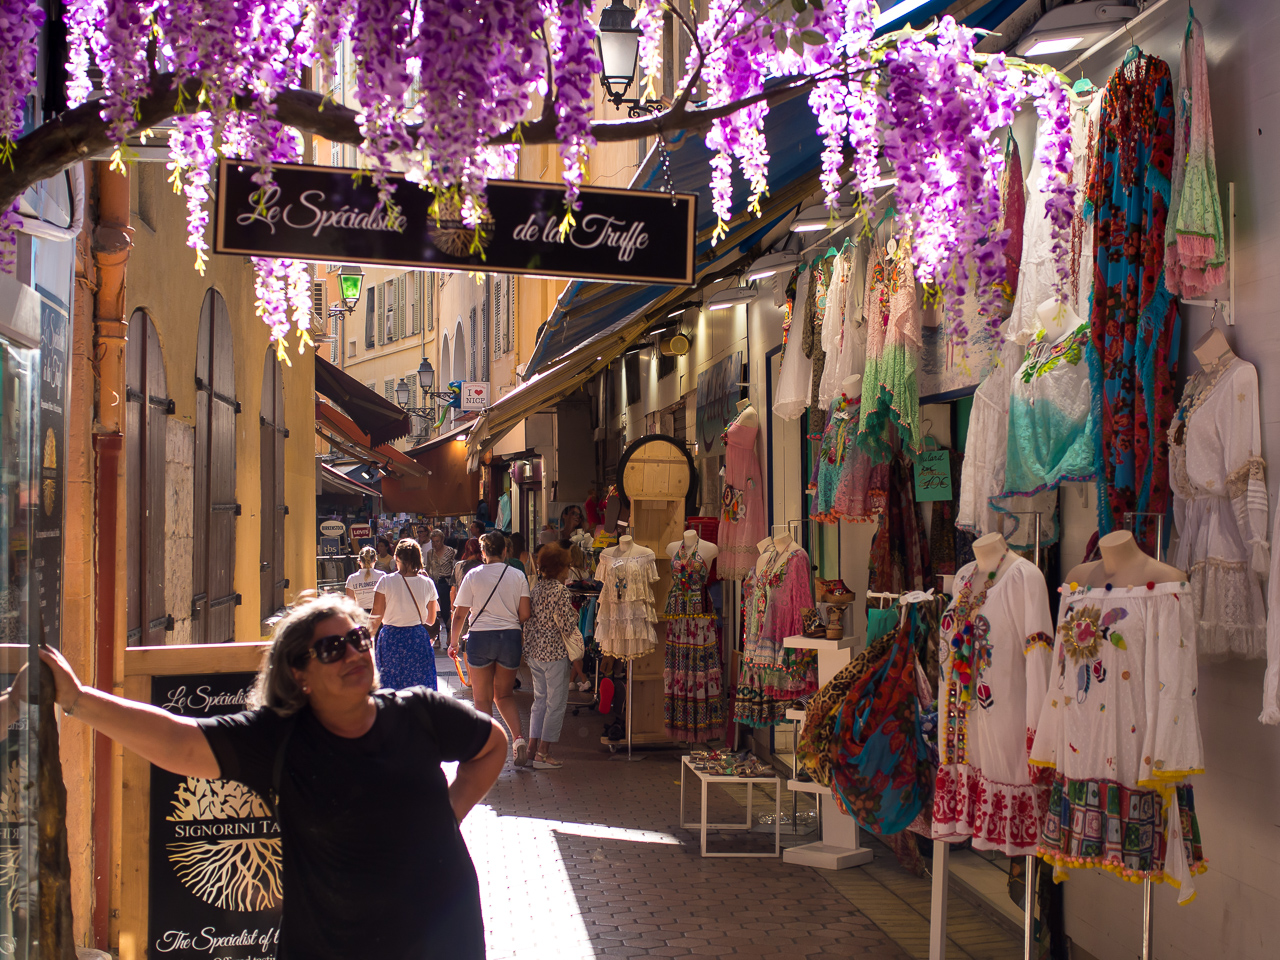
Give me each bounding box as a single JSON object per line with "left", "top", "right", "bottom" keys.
{"left": 450, "top": 531, "right": 532, "bottom": 765}
{"left": 370, "top": 540, "right": 439, "bottom": 690}
{"left": 345, "top": 547, "right": 385, "bottom": 611}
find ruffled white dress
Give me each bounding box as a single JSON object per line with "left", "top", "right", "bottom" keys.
{"left": 817, "top": 244, "right": 868, "bottom": 406}
{"left": 957, "top": 339, "right": 1024, "bottom": 536}
{"left": 1169, "top": 356, "right": 1270, "bottom": 658}
{"left": 594, "top": 552, "right": 659, "bottom": 660}
{"left": 774, "top": 266, "right": 814, "bottom": 421}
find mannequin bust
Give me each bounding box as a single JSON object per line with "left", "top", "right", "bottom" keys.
{"left": 1192, "top": 326, "right": 1234, "bottom": 368}
{"left": 971, "top": 532, "right": 1016, "bottom": 586}
{"left": 836, "top": 374, "right": 862, "bottom": 418}
{"left": 735, "top": 399, "right": 759, "bottom": 429}
{"left": 1064, "top": 530, "right": 1185, "bottom": 589}
{"left": 666, "top": 528, "right": 719, "bottom": 562}
{"left": 755, "top": 525, "right": 801, "bottom": 575}
{"left": 1036, "top": 298, "right": 1082, "bottom": 343}
{"left": 603, "top": 534, "right": 654, "bottom": 560}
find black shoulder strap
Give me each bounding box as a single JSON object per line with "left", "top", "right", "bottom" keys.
{"left": 268, "top": 713, "right": 301, "bottom": 819}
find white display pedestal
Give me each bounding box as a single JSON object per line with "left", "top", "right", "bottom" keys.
{"left": 779, "top": 630, "right": 874, "bottom": 870}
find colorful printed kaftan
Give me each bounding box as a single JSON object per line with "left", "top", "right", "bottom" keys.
{"left": 593, "top": 551, "right": 659, "bottom": 660}
{"left": 1169, "top": 357, "right": 1270, "bottom": 658}
{"left": 990, "top": 321, "right": 1098, "bottom": 549}
{"left": 716, "top": 414, "right": 768, "bottom": 580}
{"left": 733, "top": 548, "right": 818, "bottom": 726}
{"left": 1030, "top": 582, "right": 1206, "bottom": 899}
{"left": 868, "top": 454, "right": 931, "bottom": 595}
{"left": 932, "top": 558, "right": 1054, "bottom": 856}
{"left": 662, "top": 547, "right": 725, "bottom": 742}
{"left": 859, "top": 244, "right": 924, "bottom": 461}
{"left": 1088, "top": 55, "right": 1180, "bottom": 555}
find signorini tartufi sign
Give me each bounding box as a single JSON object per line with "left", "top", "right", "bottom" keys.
{"left": 214, "top": 159, "right": 697, "bottom": 285}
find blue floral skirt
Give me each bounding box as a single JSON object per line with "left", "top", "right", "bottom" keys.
{"left": 375, "top": 624, "right": 437, "bottom": 691}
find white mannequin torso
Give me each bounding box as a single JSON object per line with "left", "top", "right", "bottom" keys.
{"left": 735, "top": 400, "right": 759, "bottom": 429}
{"left": 602, "top": 535, "right": 655, "bottom": 561}
{"left": 971, "top": 532, "right": 1016, "bottom": 587}
{"left": 1035, "top": 298, "right": 1082, "bottom": 343}
{"left": 1064, "top": 531, "right": 1185, "bottom": 588}
{"left": 666, "top": 529, "right": 718, "bottom": 562}
{"left": 755, "top": 527, "right": 802, "bottom": 576}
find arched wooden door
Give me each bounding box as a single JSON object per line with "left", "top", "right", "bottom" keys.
{"left": 193, "top": 289, "right": 238, "bottom": 643}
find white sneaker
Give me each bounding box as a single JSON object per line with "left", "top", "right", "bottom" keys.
{"left": 577, "top": 680, "right": 592, "bottom": 692}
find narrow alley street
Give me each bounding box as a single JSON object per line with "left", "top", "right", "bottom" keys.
{"left": 437, "top": 657, "right": 1023, "bottom": 960}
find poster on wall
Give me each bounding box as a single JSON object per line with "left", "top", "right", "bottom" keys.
{"left": 148, "top": 673, "right": 282, "bottom": 960}
{"left": 917, "top": 306, "right": 1004, "bottom": 402}
{"left": 695, "top": 350, "right": 743, "bottom": 458}
{"left": 34, "top": 294, "right": 69, "bottom": 649}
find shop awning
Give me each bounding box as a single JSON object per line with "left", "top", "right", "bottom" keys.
{"left": 315, "top": 399, "right": 427, "bottom": 477}
{"left": 406, "top": 421, "right": 473, "bottom": 456}
{"left": 524, "top": 81, "right": 824, "bottom": 378}
{"left": 315, "top": 354, "right": 413, "bottom": 446}
{"left": 319, "top": 462, "right": 382, "bottom": 497}
{"left": 381, "top": 424, "right": 481, "bottom": 515}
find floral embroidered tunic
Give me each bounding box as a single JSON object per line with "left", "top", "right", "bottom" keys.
{"left": 1168, "top": 357, "right": 1270, "bottom": 658}
{"left": 663, "top": 547, "right": 725, "bottom": 742}
{"left": 858, "top": 244, "right": 923, "bottom": 462}
{"left": 990, "top": 320, "right": 1097, "bottom": 548}
{"left": 1030, "top": 582, "right": 1205, "bottom": 898}
{"left": 733, "top": 548, "right": 818, "bottom": 727}
{"left": 808, "top": 392, "right": 876, "bottom": 523}
{"left": 1087, "top": 54, "right": 1179, "bottom": 556}
{"left": 932, "top": 558, "right": 1054, "bottom": 856}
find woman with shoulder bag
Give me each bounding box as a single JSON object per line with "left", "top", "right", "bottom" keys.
{"left": 370, "top": 539, "right": 440, "bottom": 690}
{"left": 522, "top": 544, "right": 583, "bottom": 769}
{"left": 450, "top": 531, "right": 533, "bottom": 766}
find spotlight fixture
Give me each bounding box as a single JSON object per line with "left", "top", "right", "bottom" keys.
{"left": 746, "top": 251, "right": 802, "bottom": 282}
{"left": 705, "top": 285, "right": 758, "bottom": 311}
{"left": 1014, "top": 2, "right": 1138, "bottom": 59}
{"left": 791, "top": 204, "right": 855, "bottom": 233}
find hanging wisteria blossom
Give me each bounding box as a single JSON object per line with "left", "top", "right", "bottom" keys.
{"left": 0, "top": 0, "right": 1076, "bottom": 344}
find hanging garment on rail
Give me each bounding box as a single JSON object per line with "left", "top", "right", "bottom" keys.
{"left": 662, "top": 546, "right": 725, "bottom": 742}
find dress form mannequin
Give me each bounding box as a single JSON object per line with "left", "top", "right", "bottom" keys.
{"left": 756, "top": 525, "right": 801, "bottom": 575}
{"left": 837, "top": 374, "right": 862, "bottom": 418}
{"left": 1065, "top": 530, "right": 1185, "bottom": 588}
{"left": 971, "top": 532, "right": 1015, "bottom": 586}
{"left": 1035, "top": 298, "right": 1081, "bottom": 342}
{"left": 735, "top": 399, "right": 759, "bottom": 429}
{"left": 1191, "top": 326, "right": 1233, "bottom": 368}
{"left": 666, "top": 528, "right": 719, "bottom": 562}
{"left": 604, "top": 534, "right": 654, "bottom": 559}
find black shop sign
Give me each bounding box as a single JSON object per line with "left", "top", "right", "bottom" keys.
{"left": 148, "top": 673, "right": 281, "bottom": 960}
{"left": 214, "top": 159, "right": 697, "bottom": 285}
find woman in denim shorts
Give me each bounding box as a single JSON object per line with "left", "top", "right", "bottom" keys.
{"left": 450, "top": 531, "right": 533, "bottom": 765}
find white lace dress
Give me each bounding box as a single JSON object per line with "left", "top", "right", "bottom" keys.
{"left": 957, "top": 339, "right": 1024, "bottom": 536}
{"left": 1007, "top": 93, "right": 1100, "bottom": 344}
{"left": 817, "top": 243, "right": 868, "bottom": 406}
{"left": 1168, "top": 356, "right": 1270, "bottom": 658}
{"left": 594, "top": 552, "right": 660, "bottom": 660}
{"left": 932, "top": 558, "right": 1054, "bottom": 856}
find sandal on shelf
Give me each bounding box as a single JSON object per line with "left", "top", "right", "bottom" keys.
{"left": 532, "top": 754, "right": 563, "bottom": 769}
{"left": 800, "top": 607, "right": 826, "bottom": 639}
{"left": 512, "top": 737, "right": 529, "bottom": 767}
{"left": 822, "top": 579, "right": 856, "bottom": 604}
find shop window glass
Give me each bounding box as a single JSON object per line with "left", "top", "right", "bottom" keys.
{"left": 125, "top": 310, "right": 170, "bottom": 646}
{"left": 192, "top": 289, "right": 238, "bottom": 643}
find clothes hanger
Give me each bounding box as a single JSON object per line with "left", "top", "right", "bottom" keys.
{"left": 1122, "top": 20, "right": 1142, "bottom": 66}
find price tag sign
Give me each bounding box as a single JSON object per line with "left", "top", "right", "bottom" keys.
{"left": 913, "top": 450, "right": 953, "bottom": 502}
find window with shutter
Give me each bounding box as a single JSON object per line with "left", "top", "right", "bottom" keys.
{"left": 384, "top": 280, "right": 395, "bottom": 342}
{"left": 481, "top": 283, "right": 490, "bottom": 380}
{"left": 396, "top": 276, "right": 406, "bottom": 340}
{"left": 426, "top": 274, "right": 434, "bottom": 331}
{"left": 376, "top": 283, "right": 385, "bottom": 344}
{"left": 193, "top": 289, "right": 238, "bottom": 644}
{"left": 125, "top": 310, "right": 170, "bottom": 647}
{"left": 384, "top": 378, "right": 395, "bottom": 402}
{"left": 468, "top": 306, "right": 477, "bottom": 380}
{"left": 329, "top": 340, "right": 337, "bottom": 363}
{"left": 364, "top": 291, "right": 375, "bottom": 347}
{"left": 260, "top": 351, "right": 288, "bottom": 620}
{"left": 311, "top": 279, "right": 326, "bottom": 332}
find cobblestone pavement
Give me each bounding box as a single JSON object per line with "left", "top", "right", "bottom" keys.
{"left": 436, "top": 654, "right": 1022, "bottom": 960}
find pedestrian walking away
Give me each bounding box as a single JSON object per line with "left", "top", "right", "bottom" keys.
{"left": 36, "top": 595, "right": 506, "bottom": 959}
{"left": 523, "top": 543, "right": 581, "bottom": 769}
{"left": 345, "top": 546, "right": 385, "bottom": 612}
{"left": 370, "top": 539, "right": 439, "bottom": 690}
{"left": 424, "top": 528, "right": 456, "bottom": 649}
{"left": 450, "top": 531, "right": 532, "bottom": 766}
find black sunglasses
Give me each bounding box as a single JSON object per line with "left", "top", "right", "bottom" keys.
{"left": 295, "top": 625, "right": 373, "bottom": 666}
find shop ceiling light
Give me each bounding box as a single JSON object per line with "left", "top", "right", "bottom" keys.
{"left": 746, "top": 251, "right": 802, "bottom": 282}
{"left": 705, "top": 285, "right": 757, "bottom": 310}
{"left": 791, "top": 204, "right": 854, "bottom": 233}
{"left": 1014, "top": 2, "right": 1139, "bottom": 59}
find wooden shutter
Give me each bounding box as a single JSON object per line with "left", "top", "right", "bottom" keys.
{"left": 396, "top": 276, "right": 406, "bottom": 339}
{"left": 260, "top": 351, "right": 287, "bottom": 620}
{"left": 376, "top": 283, "right": 385, "bottom": 344}
{"left": 426, "top": 273, "right": 434, "bottom": 331}
{"left": 311, "top": 279, "right": 326, "bottom": 334}
{"left": 125, "top": 310, "right": 170, "bottom": 647}
{"left": 365, "top": 291, "right": 375, "bottom": 347}
{"left": 468, "top": 306, "right": 477, "bottom": 380}
{"left": 384, "top": 378, "right": 395, "bottom": 402}
{"left": 193, "top": 289, "right": 239, "bottom": 644}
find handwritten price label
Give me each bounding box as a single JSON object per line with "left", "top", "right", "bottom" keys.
{"left": 913, "top": 450, "right": 953, "bottom": 502}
